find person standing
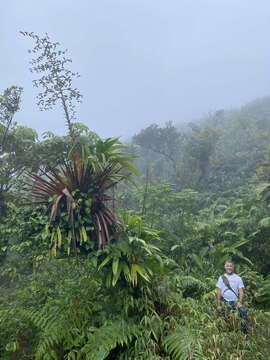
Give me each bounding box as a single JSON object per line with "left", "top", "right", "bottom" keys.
{"left": 216, "top": 260, "right": 248, "bottom": 334}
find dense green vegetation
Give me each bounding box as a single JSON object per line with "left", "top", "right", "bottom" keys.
{"left": 1, "top": 33, "right": 270, "bottom": 359}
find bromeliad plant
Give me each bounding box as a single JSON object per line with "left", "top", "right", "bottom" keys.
{"left": 21, "top": 32, "right": 137, "bottom": 256}
{"left": 26, "top": 138, "right": 136, "bottom": 255}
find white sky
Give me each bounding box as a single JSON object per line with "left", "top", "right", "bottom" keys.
{"left": 1, "top": 0, "right": 270, "bottom": 139}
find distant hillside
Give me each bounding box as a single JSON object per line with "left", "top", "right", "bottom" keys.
{"left": 131, "top": 96, "right": 270, "bottom": 195}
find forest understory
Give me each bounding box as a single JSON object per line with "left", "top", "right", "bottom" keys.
{"left": 1, "top": 33, "right": 270, "bottom": 359}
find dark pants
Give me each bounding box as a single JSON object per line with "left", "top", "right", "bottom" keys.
{"left": 221, "top": 299, "right": 248, "bottom": 334}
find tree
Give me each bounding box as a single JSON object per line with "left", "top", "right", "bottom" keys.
{"left": 0, "top": 86, "right": 37, "bottom": 215}
{"left": 0, "top": 86, "right": 23, "bottom": 151}
{"left": 133, "top": 122, "right": 183, "bottom": 176}
{"left": 184, "top": 125, "right": 221, "bottom": 188}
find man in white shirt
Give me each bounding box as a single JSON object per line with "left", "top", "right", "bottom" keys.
{"left": 216, "top": 260, "right": 248, "bottom": 333}
{"left": 216, "top": 260, "right": 244, "bottom": 309}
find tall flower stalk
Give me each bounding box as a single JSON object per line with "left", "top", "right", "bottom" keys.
{"left": 21, "top": 31, "right": 82, "bottom": 144}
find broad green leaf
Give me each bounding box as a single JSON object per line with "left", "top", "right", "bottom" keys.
{"left": 112, "top": 257, "right": 119, "bottom": 276}
{"left": 131, "top": 264, "right": 150, "bottom": 282}
{"left": 98, "top": 255, "right": 113, "bottom": 271}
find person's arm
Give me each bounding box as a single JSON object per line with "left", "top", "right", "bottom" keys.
{"left": 216, "top": 287, "right": 222, "bottom": 311}
{"left": 237, "top": 287, "right": 244, "bottom": 307}
{"left": 237, "top": 277, "right": 245, "bottom": 307}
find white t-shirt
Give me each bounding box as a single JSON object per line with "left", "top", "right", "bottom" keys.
{"left": 216, "top": 273, "right": 244, "bottom": 301}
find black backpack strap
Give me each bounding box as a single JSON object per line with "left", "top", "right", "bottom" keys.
{"left": 222, "top": 275, "right": 239, "bottom": 300}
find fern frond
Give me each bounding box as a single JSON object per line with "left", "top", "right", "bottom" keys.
{"left": 163, "top": 326, "right": 207, "bottom": 360}
{"left": 77, "top": 320, "right": 140, "bottom": 360}
{"left": 24, "top": 305, "right": 88, "bottom": 359}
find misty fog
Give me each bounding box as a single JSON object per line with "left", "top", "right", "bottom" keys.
{"left": 1, "top": 0, "right": 270, "bottom": 138}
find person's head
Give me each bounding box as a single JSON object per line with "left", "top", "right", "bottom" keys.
{"left": 224, "top": 260, "right": 234, "bottom": 274}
